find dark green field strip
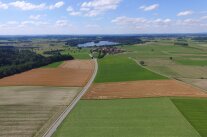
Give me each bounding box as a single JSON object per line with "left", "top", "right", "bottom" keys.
{"left": 171, "top": 98, "right": 207, "bottom": 137}
{"left": 175, "top": 59, "right": 207, "bottom": 66}
{"left": 53, "top": 98, "right": 199, "bottom": 137}
{"left": 42, "top": 61, "right": 63, "bottom": 68}
{"left": 94, "top": 56, "right": 167, "bottom": 83}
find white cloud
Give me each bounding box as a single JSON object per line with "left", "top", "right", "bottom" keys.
{"left": 7, "top": 21, "right": 19, "bottom": 25}
{"left": 177, "top": 10, "right": 193, "bottom": 16}
{"left": 201, "top": 16, "right": 207, "bottom": 20}
{"left": 66, "top": 6, "right": 82, "bottom": 16}
{"left": 82, "top": 0, "right": 121, "bottom": 16}
{"left": 111, "top": 15, "right": 207, "bottom": 33}
{"left": 55, "top": 20, "right": 70, "bottom": 27}
{"left": 0, "top": 2, "right": 8, "bottom": 9}
{"left": 67, "top": 0, "right": 121, "bottom": 17}
{"left": 9, "top": 1, "right": 46, "bottom": 10}
{"left": 177, "top": 19, "right": 200, "bottom": 26}
{"left": 112, "top": 16, "right": 146, "bottom": 25}
{"left": 86, "top": 24, "right": 100, "bottom": 28}
{"left": 67, "top": 6, "right": 74, "bottom": 12}
{"left": 152, "top": 18, "right": 172, "bottom": 25}
{"left": 29, "top": 15, "right": 42, "bottom": 20}
{"left": 1, "top": 1, "right": 64, "bottom": 10}
{"left": 140, "top": 4, "right": 159, "bottom": 11}
{"left": 112, "top": 16, "right": 173, "bottom": 31}
{"left": 70, "top": 11, "right": 82, "bottom": 16}
{"left": 19, "top": 20, "right": 48, "bottom": 27}
{"left": 48, "top": 1, "right": 64, "bottom": 10}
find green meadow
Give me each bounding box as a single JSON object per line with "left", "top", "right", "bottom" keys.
{"left": 94, "top": 55, "right": 167, "bottom": 83}
{"left": 53, "top": 98, "right": 200, "bottom": 137}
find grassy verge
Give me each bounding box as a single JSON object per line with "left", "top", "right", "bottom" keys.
{"left": 53, "top": 98, "right": 199, "bottom": 137}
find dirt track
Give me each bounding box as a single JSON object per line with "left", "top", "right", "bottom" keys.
{"left": 0, "top": 60, "right": 94, "bottom": 87}
{"left": 83, "top": 80, "right": 207, "bottom": 99}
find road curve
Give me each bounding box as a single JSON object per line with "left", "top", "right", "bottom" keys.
{"left": 43, "top": 59, "right": 98, "bottom": 137}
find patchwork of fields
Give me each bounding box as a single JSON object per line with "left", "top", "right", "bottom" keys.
{"left": 0, "top": 60, "right": 95, "bottom": 137}
{"left": 1, "top": 40, "right": 207, "bottom": 137}
{"left": 54, "top": 41, "right": 207, "bottom": 137}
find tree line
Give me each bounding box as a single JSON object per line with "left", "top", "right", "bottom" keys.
{"left": 0, "top": 48, "right": 73, "bottom": 78}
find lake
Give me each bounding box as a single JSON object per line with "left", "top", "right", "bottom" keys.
{"left": 78, "top": 41, "right": 119, "bottom": 47}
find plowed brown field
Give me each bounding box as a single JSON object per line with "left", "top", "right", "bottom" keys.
{"left": 83, "top": 80, "right": 207, "bottom": 99}
{"left": 0, "top": 60, "right": 94, "bottom": 87}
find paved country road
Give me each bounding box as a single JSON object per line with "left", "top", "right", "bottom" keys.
{"left": 43, "top": 59, "right": 98, "bottom": 137}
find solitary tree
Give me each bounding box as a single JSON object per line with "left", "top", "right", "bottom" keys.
{"left": 140, "top": 61, "right": 145, "bottom": 66}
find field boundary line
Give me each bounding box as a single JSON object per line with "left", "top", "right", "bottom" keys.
{"left": 130, "top": 57, "right": 207, "bottom": 94}
{"left": 129, "top": 57, "right": 172, "bottom": 79}
{"left": 43, "top": 59, "right": 98, "bottom": 137}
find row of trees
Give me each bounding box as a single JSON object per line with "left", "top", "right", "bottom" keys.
{"left": 0, "top": 48, "right": 73, "bottom": 78}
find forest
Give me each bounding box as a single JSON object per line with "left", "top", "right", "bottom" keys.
{"left": 0, "top": 47, "right": 73, "bottom": 78}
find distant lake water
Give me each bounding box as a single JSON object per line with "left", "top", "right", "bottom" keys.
{"left": 78, "top": 41, "right": 119, "bottom": 47}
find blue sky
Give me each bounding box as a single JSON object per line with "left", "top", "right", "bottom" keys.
{"left": 0, "top": 0, "right": 207, "bottom": 34}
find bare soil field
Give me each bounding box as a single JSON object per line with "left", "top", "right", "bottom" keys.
{"left": 180, "top": 78, "right": 207, "bottom": 91}
{"left": 83, "top": 80, "right": 207, "bottom": 99}
{"left": 0, "top": 86, "right": 81, "bottom": 137}
{"left": 0, "top": 60, "right": 94, "bottom": 87}
{"left": 60, "top": 60, "right": 93, "bottom": 69}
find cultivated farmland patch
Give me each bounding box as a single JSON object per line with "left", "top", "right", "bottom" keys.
{"left": 180, "top": 78, "right": 207, "bottom": 91}
{"left": 0, "top": 86, "right": 81, "bottom": 137}
{"left": 0, "top": 60, "right": 94, "bottom": 87}
{"left": 94, "top": 56, "right": 166, "bottom": 83}
{"left": 83, "top": 80, "right": 207, "bottom": 99}
{"left": 53, "top": 98, "right": 200, "bottom": 137}
{"left": 172, "top": 98, "right": 207, "bottom": 137}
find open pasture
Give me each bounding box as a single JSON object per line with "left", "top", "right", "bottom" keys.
{"left": 0, "top": 86, "right": 81, "bottom": 137}
{"left": 120, "top": 42, "right": 207, "bottom": 79}
{"left": 53, "top": 98, "right": 200, "bottom": 137}
{"left": 94, "top": 55, "right": 166, "bottom": 83}
{"left": 135, "top": 58, "right": 207, "bottom": 79}
{"left": 83, "top": 80, "right": 207, "bottom": 99}
{"left": 0, "top": 60, "right": 94, "bottom": 87}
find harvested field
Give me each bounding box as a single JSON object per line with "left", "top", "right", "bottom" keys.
{"left": 0, "top": 60, "right": 94, "bottom": 87}
{"left": 60, "top": 60, "right": 93, "bottom": 69}
{"left": 180, "top": 78, "right": 207, "bottom": 91}
{"left": 0, "top": 86, "right": 81, "bottom": 137}
{"left": 83, "top": 80, "right": 207, "bottom": 99}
